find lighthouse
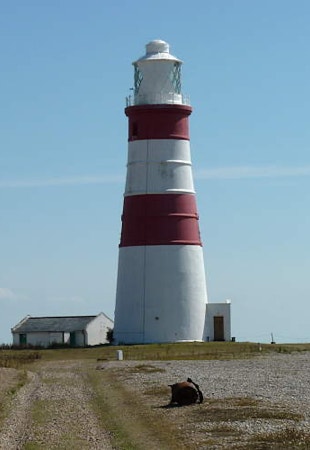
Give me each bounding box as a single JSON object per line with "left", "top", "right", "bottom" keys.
{"left": 114, "top": 40, "right": 209, "bottom": 344}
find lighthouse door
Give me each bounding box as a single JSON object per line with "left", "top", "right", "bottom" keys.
{"left": 213, "top": 316, "right": 224, "bottom": 341}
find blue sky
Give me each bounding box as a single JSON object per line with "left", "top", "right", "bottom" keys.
{"left": 1, "top": 0, "right": 309, "bottom": 343}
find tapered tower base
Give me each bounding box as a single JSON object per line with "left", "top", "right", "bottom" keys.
{"left": 114, "top": 245, "right": 207, "bottom": 344}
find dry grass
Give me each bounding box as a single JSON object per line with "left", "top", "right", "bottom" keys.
{"left": 253, "top": 427, "right": 310, "bottom": 449}
{"left": 88, "top": 368, "right": 189, "bottom": 450}
{"left": 127, "top": 363, "right": 166, "bottom": 373}
{"left": 7, "top": 341, "right": 310, "bottom": 363}
{"left": 191, "top": 397, "right": 304, "bottom": 422}
{"left": 0, "top": 351, "right": 41, "bottom": 369}
{"left": 143, "top": 385, "right": 171, "bottom": 397}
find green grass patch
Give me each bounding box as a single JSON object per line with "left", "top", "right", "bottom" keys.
{"left": 88, "top": 368, "right": 190, "bottom": 450}
{"left": 30, "top": 399, "right": 53, "bottom": 426}
{"left": 8, "top": 370, "right": 28, "bottom": 396}
{"left": 0, "top": 368, "right": 29, "bottom": 429}
{"left": 6, "top": 341, "right": 309, "bottom": 364}
{"left": 24, "top": 443, "right": 42, "bottom": 450}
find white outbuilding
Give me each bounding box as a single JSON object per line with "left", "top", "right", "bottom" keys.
{"left": 11, "top": 313, "right": 114, "bottom": 347}
{"left": 204, "top": 301, "right": 231, "bottom": 342}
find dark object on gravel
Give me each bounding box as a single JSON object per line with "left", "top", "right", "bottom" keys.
{"left": 169, "top": 377, "right": 203, "bottom": 406}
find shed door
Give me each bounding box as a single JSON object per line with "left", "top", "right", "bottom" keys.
{"left": 19, "top": 334, "right": 27, "bottom": 345}
{"left": 214, "top": 316, "right": 224, "bottom": 341}
{"left": 70, "top": 332, "right": 76, "bottom": 347}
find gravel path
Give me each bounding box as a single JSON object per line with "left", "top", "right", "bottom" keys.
{"left": 0, "top": 361, "right": 113, "bottom": 450}
{"left": 0, "top": 371, "right": 39, "bottom": 449}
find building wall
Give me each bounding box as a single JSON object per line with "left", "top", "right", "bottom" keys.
{"left": 12, "top": 331, "right": 84, "bottom": 347}
{"left": 204, "top": 302, "right": 231, "bottom": 342}
{"left": 74, "top": 331, "right": 86, "bottom": 347}
{"left": 86, "top": 313, "right": 114, "bottom": 345}
{"left": 49, "top": 332, "right": 63, "bottom": 345}
{"left": 13, "top": 332, "right": 63, "bottom": 347}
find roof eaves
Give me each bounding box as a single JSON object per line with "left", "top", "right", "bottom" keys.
{"left": 11, "top": 315, "right": 31, "bottom": 332}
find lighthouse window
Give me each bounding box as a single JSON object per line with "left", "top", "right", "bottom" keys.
{"left": 170, "top": 63, "right": 181, "bottom": 94}
{"left": 132, "top": 122, "right": 138, "bottom": 137}
{"left": 134, "top": 65, "right": 143, "bottom": 94}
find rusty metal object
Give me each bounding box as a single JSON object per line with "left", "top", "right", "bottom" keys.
{"left": 169, "top": 377, "right": 203, "bottom": 406}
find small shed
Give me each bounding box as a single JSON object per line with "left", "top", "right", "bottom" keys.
{"left": 204, "top": 301, "right": 231, "bottom": 342}
{"left": 11, "top": 312, "right": 114, "bottom": 347}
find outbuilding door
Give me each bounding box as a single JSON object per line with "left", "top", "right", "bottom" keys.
{"left": 214, "top": 316, "right": 224, "bottom": 341}
{"left": 70, "top": 332, "right": 76, "bottom": 347}
{"left": 19, "top": 334, "right": 27, "bottom": 345}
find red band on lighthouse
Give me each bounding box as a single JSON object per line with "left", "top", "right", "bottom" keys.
{"left": 126, "top": 104, "right": 192, "bottom": 141}
{"left": 120, "top": 193, "right": 202, "bottom": 247}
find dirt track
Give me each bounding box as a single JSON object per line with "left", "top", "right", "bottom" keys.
{"left": 0, "top": 362, "right": 113, "bottom": 450}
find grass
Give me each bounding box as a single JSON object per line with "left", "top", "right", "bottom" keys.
{"left": 0, "top": 350, "right": 41, "bottom": 369}
{"left": 24, "top": 444, "right": 42, "bottom": 450}
{"left": 191, "top": 397, "right": 304, "bottom": 422}
{"left": 4, "top": 341, "right": 309, "bottom": 364}
{"left": 88, "top": 368, "right": 189, "bottom": 450}
{"left": 7, "top": 369, "right": 28, "bottom": 396}
{"left": 127, "top": 363, "right": 166, "bottom": 373}
{"left": 0, "top": 368, "right": 29, "bottom": 430}
{"left": 30, "top": 399, "right": 53, "bottom": 426}
{"left": 143, "top": 385, "right": 170, "bottom": 396}
{"left": 254, "top": 427, "right": 310, "bottom": 449}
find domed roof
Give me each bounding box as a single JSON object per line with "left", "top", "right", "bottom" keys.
{"left": 134, "top": 40, "right": 182, "bottom": 63}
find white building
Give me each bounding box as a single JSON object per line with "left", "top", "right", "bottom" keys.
{"left": 11, "top": 313, "right": 114, "bottom": 347}
{"left": 205, "top": 302, "right": 231, "bottom": 342}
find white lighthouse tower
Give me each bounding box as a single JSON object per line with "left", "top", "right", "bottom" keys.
{"left": 114, "top": 40, "right": 209, "bottom": 344}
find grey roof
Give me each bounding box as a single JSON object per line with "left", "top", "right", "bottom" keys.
{"left": 12, "top": 316, "right": 97, "bottom": 333}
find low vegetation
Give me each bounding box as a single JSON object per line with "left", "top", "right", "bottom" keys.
{"left": 191, "top": 397, "right": 304, "bottom": 421}
{"left": 88, "top": 368, "right": 187, "bottom": 450}
{"left": 252, "top": 427, "right": 310, "bottom": 449}
{"left": 1, "top": 341, "right": 308, "bottom": 364}
{"left": 0, "top": 350, "right": 41, "bottom": 369}
{"left": 0, "top": 368, "right": 28, "bottom": 429}
{"left": 0, "top": 342, "right": 309, "bottom": 448}
{"left": 127, "top": 363, "right": 166, "bottom": 373}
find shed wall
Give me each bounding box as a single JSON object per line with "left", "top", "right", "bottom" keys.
{"left": 74, "top": 331, "right": 85, "bottom": 347}
{"left": 13, "top": 332, "right": 63, "bottom": 347}
{"left": 86, "top": 314, "right": 114, "bottom": 345}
